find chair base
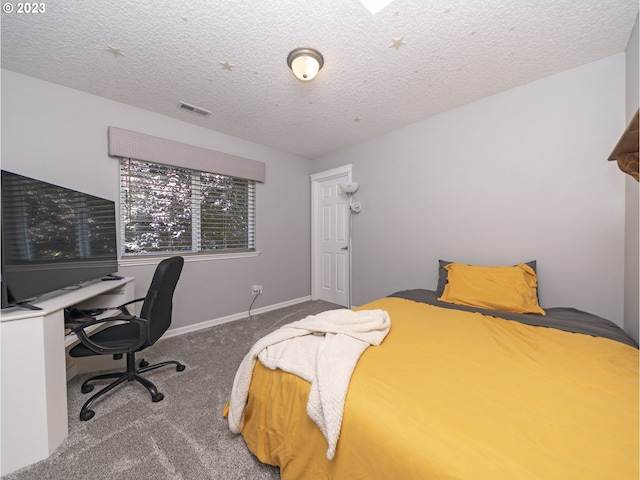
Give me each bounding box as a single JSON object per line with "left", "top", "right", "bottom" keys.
{"left": 79, "top": 352, "right": 185, "bottom": 421}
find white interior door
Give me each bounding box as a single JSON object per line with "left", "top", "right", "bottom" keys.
{"left": 311, "top": 166, "right": 352, "bottom": 307}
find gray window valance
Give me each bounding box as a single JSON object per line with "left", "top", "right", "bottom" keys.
{"left": 108, "top": 126, "right": 265, "bottom": 183}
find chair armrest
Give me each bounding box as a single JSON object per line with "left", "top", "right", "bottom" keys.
{"left": 116, "top": 297, "right": 146, "bottom": 315}
{"left": 72, "top": 315, "right": 149, "bottom": 355}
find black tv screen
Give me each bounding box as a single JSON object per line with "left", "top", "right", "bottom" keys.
{"left": 1, "top": 170, "right": 118, "bottom": 309}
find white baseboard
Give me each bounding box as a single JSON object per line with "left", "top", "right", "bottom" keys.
{"left": 162, "top": 295, "right": 312, "bottom": 340}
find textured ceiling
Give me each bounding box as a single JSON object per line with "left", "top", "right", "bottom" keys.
{"left": 1, "top": 0, "right": 638, "bottom": 159}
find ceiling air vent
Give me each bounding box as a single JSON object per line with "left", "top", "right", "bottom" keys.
{"left": 178, "top": 101, "right": 211, "bottom": 117}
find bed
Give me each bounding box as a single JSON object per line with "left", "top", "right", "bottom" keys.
{"left": 225, "top": 262, "right": 639, "bottom": 479}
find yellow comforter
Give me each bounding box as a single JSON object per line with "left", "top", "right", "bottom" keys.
{"left": 236, "top": 297, "right": 639, "bottom": 479}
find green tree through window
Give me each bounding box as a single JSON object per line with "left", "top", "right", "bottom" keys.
{"left": 120, "top": 159, "right": 255, "bottom": 256}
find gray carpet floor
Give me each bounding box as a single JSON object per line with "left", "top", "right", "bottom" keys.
{"left": 3, "top": 300, "right": 341, "bottom": 480}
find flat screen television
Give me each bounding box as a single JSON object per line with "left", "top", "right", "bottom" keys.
{"left": 1, "top": 170, "right": 119, "bottom": 309}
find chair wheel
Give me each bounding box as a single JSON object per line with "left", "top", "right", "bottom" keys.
{"left": 176, "top": 364, "right": 185, "bottom": 372}
{"left": 139, "top": 360, "right": 149, "bottom": 368}
{"left": 152, "top": 393, "right": 164, "bottom": 402}
{"left": 80, "top": 409, "right": 95, "bottom": 421}
{"left": 81, "top": 384, "right": 94, "bottom": 394}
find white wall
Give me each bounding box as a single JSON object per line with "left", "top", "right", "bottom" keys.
{"left": 312, "top": 54, "right": 628, "bottom": 327}
{"left": 624, "top": 15, "right": 639, "bottom": 343}
{"left": 1, "top": 69, "right": 312, "bottom": 329}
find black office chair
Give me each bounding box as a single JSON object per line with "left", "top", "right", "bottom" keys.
{"left": 69, "top": 256, "right": 185, "bottom": 421}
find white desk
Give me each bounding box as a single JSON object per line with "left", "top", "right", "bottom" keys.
{"left": 0, "top": 277, "right": 135, "bottom": 476}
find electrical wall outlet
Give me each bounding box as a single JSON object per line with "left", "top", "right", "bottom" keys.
{"left": 252, "top": 284, "right": 262, "bottom": 294}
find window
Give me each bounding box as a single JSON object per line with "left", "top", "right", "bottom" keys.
{"left": 120, "top": 158, "right": 255, "bottom": 256}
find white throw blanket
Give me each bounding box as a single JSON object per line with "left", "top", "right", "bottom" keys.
{"left": 227, "top": 308, "right": 391, "bottom": 460}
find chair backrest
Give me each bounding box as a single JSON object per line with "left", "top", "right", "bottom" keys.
{"left": 139, "top": 256, "right": 184, "bottom": 345}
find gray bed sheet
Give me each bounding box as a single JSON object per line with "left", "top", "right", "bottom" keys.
{"left": 389, "top": 289, "right": 638, "bottom": 348}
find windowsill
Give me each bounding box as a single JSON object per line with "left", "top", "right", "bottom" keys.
{"left": 118, "top": 250, "right": 261, "bottom": 267}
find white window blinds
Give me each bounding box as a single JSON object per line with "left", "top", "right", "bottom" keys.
{"left": 109, "top": 127, "right": 262, "bottom": 257}
{"left": 120, "top": 159, "right": 256, "bottom": 256}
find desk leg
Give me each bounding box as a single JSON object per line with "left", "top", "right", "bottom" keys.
{"left": 1, "top": 311, "right": 68, "bottom": 476}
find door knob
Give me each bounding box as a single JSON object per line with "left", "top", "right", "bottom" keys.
{"left": 341, "top": 246, "right": 349, "bottom": 250}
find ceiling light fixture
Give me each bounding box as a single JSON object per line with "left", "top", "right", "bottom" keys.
{"left": 287, "top": 48, "right": 324, "bottom": 82}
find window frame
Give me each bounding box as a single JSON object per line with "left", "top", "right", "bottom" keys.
{"left": 118, "top": 158, "right": 258, "bottom": 261}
